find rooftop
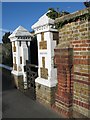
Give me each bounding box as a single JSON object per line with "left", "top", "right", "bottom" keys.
{"left": 9, "top": 26, "right": 33, "bottom": 38}
{"left": 32, "top": 11, "right": 55, "bottom": 29}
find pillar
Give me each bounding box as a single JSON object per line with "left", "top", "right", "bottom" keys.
{"left": 32, "top": 11, "right": 58, "bottom": 106}
{"left": 9, "top": 26, "right": 32, "bottom": 90}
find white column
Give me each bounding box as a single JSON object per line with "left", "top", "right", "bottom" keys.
{"left": 35, "top": 31, "right": 57, "bottom": 87}
{"left": 16, "top": 41, "right": 19, "bottom": 72}
{"left": 21, "top": 41, "right": 29, "bottom": 82}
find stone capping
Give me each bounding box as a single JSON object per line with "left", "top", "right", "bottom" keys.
{"left": 55, "top": 7, "right": 90, "bottom": 24}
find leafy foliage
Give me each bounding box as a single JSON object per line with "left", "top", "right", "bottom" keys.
{"left": 2, "top": 32, "right": 11, "bottom": 43}
{"left": 55, "top": 12, "right": 90, "bottom": 29}
{"left": 84, "top": 1, "right": 90, "bottom": 7}
{"left": 46, "top": 8, "right": 69, "bottom": 20}
{"left": 2, "top": 32, "right": 13, "bottom": 66}
{"left": 46, "top": 8, "right": 59, "bottom": 20}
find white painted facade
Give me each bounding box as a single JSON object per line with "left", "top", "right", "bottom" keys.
{"left": 32, "top": 11, "right": 58, "bottom": 87}
{"left": 9, "top": 26, "right": 32, "bottom": 84}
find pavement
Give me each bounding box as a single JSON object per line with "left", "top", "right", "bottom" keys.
{"left": 2, "top": 68, "right": 61, "bottom": 118}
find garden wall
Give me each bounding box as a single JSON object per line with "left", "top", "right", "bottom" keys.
{"left": 54, "top": 7, "right": 90, "bottom": 118}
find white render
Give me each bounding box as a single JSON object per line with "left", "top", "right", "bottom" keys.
{"left": 9, "top": 26, "right": 32, "bottom": 85}
{"left": 32, "top": 11, "right": 58, "bottom": 87}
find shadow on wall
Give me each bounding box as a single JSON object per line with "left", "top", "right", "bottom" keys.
{"left": 30, "top": 36, "right": 38, "bottom": 72}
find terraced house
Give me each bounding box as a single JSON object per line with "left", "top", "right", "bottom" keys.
{"left": 9, "top": 7, "right": 90, "bottom": 118}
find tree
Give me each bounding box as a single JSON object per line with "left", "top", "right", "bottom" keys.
{"left": 84, "top": 0, "right": 90, "bottom": 7}
{"left": 46, "top": 8, "right": 59, "bottom": 20}
{"left": 2, "top": 32, "right": 11, "bottom": 43}
{"left": 2, "top": 32, "right": 13, "bottom": 67}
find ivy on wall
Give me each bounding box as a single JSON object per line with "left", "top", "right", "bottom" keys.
{"left": 55, "top": 12, "right": 90, "bottom": 29}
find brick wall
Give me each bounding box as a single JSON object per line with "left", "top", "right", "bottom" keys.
{"left": 53, "top": 48, "right": 73, "bottom": 118}
{"left": 54, "top": 7, "right": 90, "bottom": 118}
{"left": 36, "top": 83, "right": 56, "bottom": 106}
{"left": 72, "top": 21, "right": 90, "bottom": 117}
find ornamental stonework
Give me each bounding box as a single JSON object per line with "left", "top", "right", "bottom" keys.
{"left": 39, "top": 41, "right": 47, "bottom": 49}
{"left": 40, "top": 67, "right": 48, "bottom": 79}
{"left": 13, "top": 63, "right": 17, "bottom": 71}
{"left": 13, "top": 42, "right": 16, "bottom": 52}
{"left": 39, "top": 32, "right": 47, "bottom": 50}
{"left": 40, "top": 57, "right": 48, "bottom": 79}
{"left": 42, "top": 57, "right": 45, "bottom": 68}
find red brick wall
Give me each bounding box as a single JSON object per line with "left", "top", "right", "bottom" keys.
{"left": 54, "top": 48, "right": 73, "bottom": 118}
{"left": 72, "top": 38, "right": 90, "bottom": 117}
{"left": 54, "top": 7, "right": 90, "bottom": 118}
